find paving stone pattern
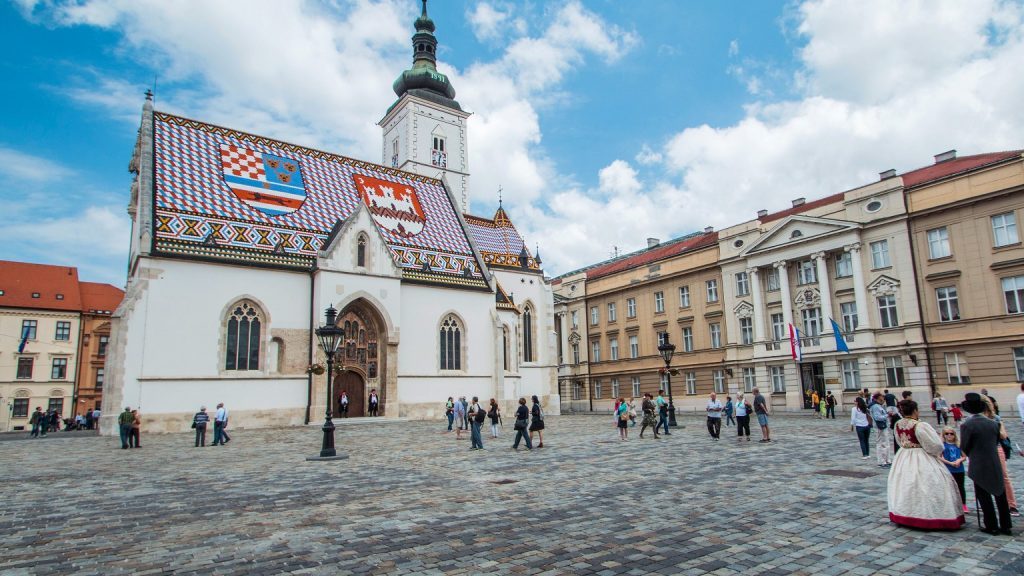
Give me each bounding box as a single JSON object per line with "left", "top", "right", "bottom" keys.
{"left": 2, "top": 415, "right": 1024, "bottom": 575}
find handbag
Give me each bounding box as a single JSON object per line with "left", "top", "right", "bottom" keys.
{"left": 191, "top": 422, "right": 196, "bottom": 429}
{"left": 514, "top": 417, "right": 528, "bottom": 431}
{"left": 619, "top": 412, "right": 629, "bottom": 422}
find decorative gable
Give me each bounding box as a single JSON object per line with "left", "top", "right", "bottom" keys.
{"left": 733, "top": 301, "right": 754, "bottom": 318}
{"left": 318, "top": 203, "right": 401, "bottom": 279}
{"left": 742, "top": 216, "right": 859, "bottom": 255}
{"left": 867, "top": 275, "right": 901, "bottom": 297}
{"left": 793, "top": 287, "right": 822, "bottom": 310}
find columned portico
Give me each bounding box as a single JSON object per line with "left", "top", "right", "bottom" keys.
{"left": 749, "top": 267, "right": 765, "bottom": 341}
{"left": 846, "top": 243, "right": 870, "bottom": 329}
{"left": 812, "top": 252, "right": 833, "bottom": 333}
{"left": 775, "top": 261, "right": 792, "bottom": 328}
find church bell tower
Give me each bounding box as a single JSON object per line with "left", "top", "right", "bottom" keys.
{"left": 379, "top": 0, "right": 472, "bottom": 213}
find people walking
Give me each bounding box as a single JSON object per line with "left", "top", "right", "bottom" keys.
{"left": 639, "top": 393, "right": 659, "bottom": 439}
{"left": 616, "top": 396, "right": 629, "bottom": 440}
{"left": 961, "top": 393, "right": 1012, "bottom": 535}
{"left": 753, "top": 388, "right": 771, "bottom": 442}
{"left": 487, "top": 398, "right": 501, "bottom": 438}
{"left": 368, "top": 389, "right": 379, "bottom": 416}
{"left": 627, "top": 398, "right": 637, "bottom": 428}
{"left": 192, "top": 406, "right": 209, "bottom": 447}
{"left": 212, "top": 402, "right": 229, "bottom": 446}
{"left": 29, "top": 407, "right": 45, "bottom": 438}
{"left": 932, "top": 393, "right": 949, "bottom": 426}
{"left": 851, "top": 397, "right": 871, "bottom": 459}
{"left": 825, "top": 391, "right": 837, "bottom": 419}
{"left": 453, "top": 396, "right": 466, "bottom": 439}
{"left": 468, "top": 396, "right": 485, "bottom": 450}
{"left": 118, "top": 406, "right": 134, "bottom": 449}
{"left": 129, "top": 409, "right": 141, "bottom": 448}
{"left": 338, "top": 391, "right": 349, "bottom": 418}
{"left": 445, "top": 397, "right": 455, "bottom": 431}
{"left": 981, "top": 396, "right": 1019, "bottom": 517}
{"left": 811, "top": 390, "right": 820, "bottom": 417}
{"left": 735, "top": 393, "right": 752, "bottom": 442}
{"left": 655, "top": 390, "right": 670, "bottom": 436}
{"left": 512, "top": 398, "right": 532, "bottom": 450}
{"left": 1017, "top": 383, "right": 1024, "bottom": 428}
{"left": 706, "top": 393, "right": 723, "bottom": 440}
{"left": 723, "top": 396, "right": 735, "bottom": 426}
{"left": 870, "top": 393, "right": 892, "bottom": 467}
{"left": 939, "top": 426, "right": 968, "bottom": 514}
{"left": 529, "top": 395, "right": 545, "bottom": 448}
{"left": 887, "top": 399, "right": 965, "bottom": 530}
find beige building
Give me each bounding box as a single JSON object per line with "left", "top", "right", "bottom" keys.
{"left": 904, "top": 150, "right": 1024, "bottom": 410}
{"left": 553, "top": 270, "right": 591, "bottom": 412}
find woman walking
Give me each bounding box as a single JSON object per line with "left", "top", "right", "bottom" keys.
{"left": 616, "top": 396, "right": 630, "bottom": 440}
{"left": 850, "top": 397, "right": 871, "bottom": 459}
{"left": 529, "top": 395, "right": 545, "bottom": 448}
{"left": 512, "top": 398, "right": 532, "bottom": 450}
{"left": 870, "top": 392, "right": 892, "bottom": 467}
{"left": 445, "top": 397, "right": 455, "bottom": 431}
{"left": 639, "top": 393, "right": 659, "bottom": 439}
{"left": 723, "top": 396, "right": 735, "bottom": 426}
{"left": 734, "top": 392, "right": 752, "bottom": 442}
{"left": 129, "top": 409, "right": 142, "bottom": 448}
{"left": 488, "top": 398, "right": 501, "bottom": 438}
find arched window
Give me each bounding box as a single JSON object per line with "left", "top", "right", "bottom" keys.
{"left": 357, "top": 235, "right": 367, "bottom": 267}
{"left": 522, "top": 304, "right": 534, "bottom": 363}
{"left": 440, "top": 315, "right": 462, "bottom": 370}
{"left": 225, "top": 300, "right": 262, "bottom": 370}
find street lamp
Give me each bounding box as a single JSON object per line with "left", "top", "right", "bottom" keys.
{"left": 308, "top": 305, "right": 348, "bottom": 461}
{"left": 658, "top": 334, "right": 678, "bottom": 427}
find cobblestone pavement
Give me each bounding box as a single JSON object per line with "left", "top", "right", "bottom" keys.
{"left": 3, "top": 414, "right": 1024, "bottom": 575}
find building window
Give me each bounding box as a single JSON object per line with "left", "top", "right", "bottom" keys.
{"left": 504, "top": 327, "right": 510, "bottom": 370}
{"left": 944, "top": 352, "right": 971, "bottom": 384}
{"left": 710, "top": 323, "right": 722, "bottom": 349}
{"left": 654, "top": 291, "right": 665, "bottom": 313}
{"left": 96, "top": 368, "right": 105, "bottom": 390}
{"left": 391, "top": 138, "right": 399, "bottom": 167}
{"left": 660, "top": 371, "right": 669, "bottom": 389}
{"left": 431, "top": 136, "right": 447, "bottom": 167}
{"left": 766, "top": 268, "right": 780, "bottom": 291}
{"left": 870, "top": 240, "right": 890, "bottom": 269}
{"left": 571, "top": 310, "right": 579, "bottom": 329}
{"left": 629, "top": 335, "right": 639, "bottom": 359}
{"left": 686, "top": 372, "right": 697, "bottom": 395}
{"left": 739, "top": 317, "right": 753, "bottom": 345}
{"left": 770, "top": 366, "right": 785, "bottom": 393}
{"left": 936, "top": 287, "right": 960, "bottom": 322}
{"left": 626, "top": 298, "right": 636, "bottom": 318}
{"left": 572, "top": 381, "right": 582, "bottom": 401}
{"left": 884, "top": 356, "right": 905, "bottom": 387}
{"left": 771, "top": 313, "right": 785, "bottom": 342}
{"left": 1003, "top": 275, "right": 1024, "bottom": 314}
{"left": 98, "top": 335, "right": 109, "bottom": 357}
{"left": 878, "top": 295, "right": 899, "bottom": 328}
{"left": 522, "top": 305, "right": 536, "bottom": 362}
{"left": 590, "top": 306, "right": 599, "bottom": 325}
{"left": 841, "top": 359, "right": 861, "bottom": 390}
{"left": 706, "top": 279, "right": 719, "bottom": 303}
{"left": 835, "top": 252, "right": 853, "bottom": 278}
{"left": 992, "top": 212, "right": 1019, "bottom": 247}
{"left": 48, "top": 397, "right": 64, "bottom": 416}
{"left": 679, "top": 286, "right": 690, "bottom": 308}
{"left": 12, "top": 398, "right": 29, "bottom": 418}
{"left": 713, "top": 370, "right": 725, "bottom": 393}
{"left": 657, "top": 331, "right": 669, "bottom": 346}
{"left": 801, "top": 307, "right": 822, "bottom": 337}
{"left": 742, "top": 367, "right": 756, "bottom": 392}
{"left": 357, "top": 235, "right": 367, "bottom": 267}
{"left": 16, "top": 357, "right": 33, "bottom": 379}
{"left": 55, "top": 321, "right": 71, "bottom": 341}
{"left": 797, "top": 260, "right": 817, "bottom": 285}
{"left": 607, "top": 302, "right": 617, "bottom": 322}
{"left": 840, "top": 302, "right": 858, "bottom": 333}
{"left": 609, "top": 338, "right": 619, "bottom": 360}
{"left": 51, "top": 358, "right": 68, "bottom": 380}
{"left": 225, "top": 301, "right": 262, "bottom": 371}
{"left": 682, "top": 327, "right": 693, "bottom": 352}
{"left": 927, "top": 227, "right": 951, "bottom": 259}
{"left": 21, "top": 319, "right": 37, "bottom": 340}
{"left": 736, "top": 272, "right": 750, "bottom": 296}
{"left": 439, "top": 315, "right": 462, "bottom": 370}
{"left": 611, "top": 378, "right": 620, "bottom": 399}
{"left": 631, "top": 377, "right": 641, "bottom": 398}
{"left": 591, "top": 341, "right": 601, "bottom": 363}
{"left": 594, "top": 380, "right": 602, "bottom": 400}
{"left": 1014, "top": 347, "right": 1024, "bottom": 382}
{"left": 571, "top": 343, "right": 579, "bottom": 365}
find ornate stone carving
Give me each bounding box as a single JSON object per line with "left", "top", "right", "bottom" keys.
{"left": 773, "top": 260, "right": 788, "bottom": 270}
{"left": 844, "top": 242, "right": 862, "bottom": 254}
{"left": 794, "top": 287, "right": 821, "bottom": 309}
{"left": 810, "top": 251, "right": 827, "bottom": 261}
{"left": 867, "top": 275, "right": 900, "bottom": 297}
{"left": 734, "top": 301, "right": 754, "bottom": 319}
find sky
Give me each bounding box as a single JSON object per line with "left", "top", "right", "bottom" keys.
{"left": 2, "top": 0, "right": 1023, "bottom": 286}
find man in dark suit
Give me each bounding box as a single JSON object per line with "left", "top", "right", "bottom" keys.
{"left": 960, "top": 393, "right": 1012, "bottom": 535}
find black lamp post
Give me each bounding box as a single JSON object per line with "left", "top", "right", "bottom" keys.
{"left": 308, "top": 305, "right": 347, "bottom": 461}
{"left": 658, "top": 334, "right": 678, "bottom": 427}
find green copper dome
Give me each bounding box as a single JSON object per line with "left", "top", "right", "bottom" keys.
{"left": 391, "top": 0, "right": 461, "bottom": 111}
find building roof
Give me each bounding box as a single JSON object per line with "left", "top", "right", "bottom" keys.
{"left": 79, "top": 282, "right": 124, "bottom": 315}
{"left": 0, "top": 261, "right": 83, "bottom": 312}
{"left": 586, "top": 232, "right": 719, "bottom": 281}
{"left": 151, "top": 111, "right": 487, "bottom": 290}
{"left": 901, "top": 150, "right": 1023, "bottom": 188}
{"left": 463, "top": 207, "right": 541, "bottom": 273}
{"left": 759, "top": 192, "right": 846, "bottom": 223}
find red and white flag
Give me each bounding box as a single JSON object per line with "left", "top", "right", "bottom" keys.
{"left": 789, "top": 323, "right": 803, "bottom": 362}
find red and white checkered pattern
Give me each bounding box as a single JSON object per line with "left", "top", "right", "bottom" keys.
{"left": 220, "top": 145, "right": 265, "bottom": 179}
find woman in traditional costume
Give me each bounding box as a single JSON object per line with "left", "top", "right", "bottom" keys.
{"left": 887, "top": 399, "right": 965, "bottom": 530}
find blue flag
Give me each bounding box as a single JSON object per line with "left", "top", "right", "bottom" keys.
{"left": 17, "top": 335, "right": 28, "bottom": 353}
{"left": 830, "top": 318, "right": 850, "bottom": 353}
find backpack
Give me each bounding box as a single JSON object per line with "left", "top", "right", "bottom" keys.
{"left": 473, "top": 405, "right": 486, "bottom": 424}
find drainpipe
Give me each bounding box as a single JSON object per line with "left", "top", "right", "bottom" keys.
{"left": 305, "top": 264, "right": 318, "bottom": 425}
{"left": 901, "top": 189, "right": 936, "bottom": 397}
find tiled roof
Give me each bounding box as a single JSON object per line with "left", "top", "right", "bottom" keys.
{"left": 463, "top": 209, "right": 540, "bottom": 272}
{"left": 151, "top": 112, "right": 487, "bottom": 289}
{"left": 901, "top": 151, "right": 1023, "bottom": 188}
{"left": 759, "top": 192, "right": 846, "bottom": 223}
{"left": 0, "top": 261, "right": 83, "bottom": 311}
{"left": 79, "top": 282, "right": 124, "bottom": 314}
{"left": 587, "top": 232, "right": 718, "bottom": 280}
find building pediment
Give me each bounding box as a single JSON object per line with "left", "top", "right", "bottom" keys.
{"left": 742, "top": 216, "right": 860, "bottom": 255}
{"left": 733, "top": 301, "right": 753, "bottom": 318}
{"left": 793, "top": 287, "right": 821, "bottom": 310}
{"left": 867, "top": 274, "right": 901, "bottom": 296}
{"left": 318, "top": 203, "right": 402, "bottom": 279}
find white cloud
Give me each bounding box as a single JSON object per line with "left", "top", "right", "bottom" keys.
{"left": 467, "top": 2, "right": 510, "bottom": 42}
{"left": 728, "top": 39, "right": 739, "bottom": 57}
{"left": 0, "top": 146, "right": 75, "bottom": 182}
{"left": 635, "top": 145, "right": 662, "bottom": 166}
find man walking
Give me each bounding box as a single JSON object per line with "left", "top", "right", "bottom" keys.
{"left": 212, "top": 402, "right": 230, "bottom": 446}
{"left": 118, "top": 406, "right": 134, "bottom": 449}
{"left": 192, "top": 406, "right": 210, "bottom": 447}
{"left": 468, "top": 396, "right": 485, "bottom": 450}
{"left": 825, "top": 391, "right": 837, "bottom": 419}
{"left": 753, "top": 388, "right": 771, "bottom": 442}
{"left": 933, "top": 393, "right": 950, "bottom": 426}
{"left": 961, "top": 393, "right": 1012, "bottom": 535}
{"left": 368, "top": 389, "right": 379, "bottom": 417}
{"left": 655, "top": 389, "right": 670, "bottom": 436}
{"left": 453, "top": 396, "right": 467, "bottom": 439}
{"left": 29, "top": 407, "right": 44, "bottom": 438}
{"left": 706, "top": 393, "right": 723, "bottom": 440}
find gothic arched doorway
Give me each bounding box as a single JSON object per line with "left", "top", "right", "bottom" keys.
{"left": 335, "top": 298, "right": 387, "bottom": 415}
{"left": 336, "top": 371, "right": 365, "bottom": 417}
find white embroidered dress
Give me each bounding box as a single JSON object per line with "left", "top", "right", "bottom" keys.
{"left": 887, "top": 418, "right": 965, "bottom": 530}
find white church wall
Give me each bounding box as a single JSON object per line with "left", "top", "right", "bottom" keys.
{"left": 492, "top": 269, "right": 559, "bottom": 413}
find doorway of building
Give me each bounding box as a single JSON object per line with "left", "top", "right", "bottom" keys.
{"left": 800, "top": 362, "right": 825, "bottom": 409}
{"left": 336, "top": 371, "right": 365, "bottom": 417}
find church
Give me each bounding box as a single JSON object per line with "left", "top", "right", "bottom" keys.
{"left": 101, "top": 3, "right": 557, "bottom": 434}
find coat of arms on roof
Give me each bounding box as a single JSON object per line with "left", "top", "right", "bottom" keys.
{"left": 353, "top": 174, "right": 426, "bottom": 238}
{"left": 219, "top": 144, "right": 306, "bottom": 216}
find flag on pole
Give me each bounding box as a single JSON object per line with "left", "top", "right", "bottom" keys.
{"left": 789, "top": 323, "right": 802, "bottom": 362}
{"left": 17, "top": 334, "right": 28, "bottom": 354}
{"left": 830, "top": 318, "right": 850, "bottom": 353}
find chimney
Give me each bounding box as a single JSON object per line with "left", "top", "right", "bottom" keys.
{"left": 879, "top": 169, "right": 896, "bottom": 180}
{"left": 757, "top": 209, "right": 768, "bottom": 218}
{"left": 934, "top": 150, "right": 957, "bottom": 163}
{"left": 792, "top": 198, "right": 805, "bottom": 207}
{"left": 647, "top": 238, "right": 660, "bottom": 248}
{"left": 704, "top": 226, "right": 714, "bottom": 233}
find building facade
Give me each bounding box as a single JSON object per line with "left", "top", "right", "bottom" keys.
{"left": 73, "top": 282, "right": 123, "bottom": 416}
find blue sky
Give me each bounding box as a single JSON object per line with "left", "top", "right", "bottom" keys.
{"left": 2, "top": 0, "right": 1023, "bottom": 285}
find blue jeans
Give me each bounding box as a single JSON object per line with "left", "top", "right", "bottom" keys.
{"left": 855, "top": 425, "right": 871, "bottom": 456}
{"left": 513, "top": 428, "right": 532, "bottom": 449}
{"left": 470, "top": 421, "right": 483, "bottom": 448}
{"left": 446, "top": 412, "right": 454, "bottom": 431}
{"left": 119, "top": 424, "right": 131, "bottom": 448}
{"left": 213, "top": 421, "right": 225, "bottom": 445}
{"left": 657, "top": 413, "right": 669, "bottom": 434}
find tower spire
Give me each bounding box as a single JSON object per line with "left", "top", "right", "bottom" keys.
{"left": 391, "top": 0, "right": 460, "bottom": 110}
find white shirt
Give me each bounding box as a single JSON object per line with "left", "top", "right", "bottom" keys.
{"left": 850, "top": 408, "right": 870, "bottom": 427}
{"left": 1016, "top": 392, "right": 1024, "bottom": 423}
{"left": 215, "top": 407, "right": 228, "bottom": 423}
{"left": 706, "top": 399, "right": 723, "bottom": 418}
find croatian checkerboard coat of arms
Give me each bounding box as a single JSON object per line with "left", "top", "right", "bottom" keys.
{"left": 353, "top": 175, "right": 426, "bottom": 237}
{"left": 220, "top": 144, "right": 306, "bottom": 216}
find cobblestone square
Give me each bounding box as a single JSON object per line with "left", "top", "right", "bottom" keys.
{"left": 2, "top": 415, "right": 1023, "bottom": 575}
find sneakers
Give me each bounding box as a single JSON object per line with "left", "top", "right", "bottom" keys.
{"left": 862, "top": 456, "right": 870, "bottom": 460}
